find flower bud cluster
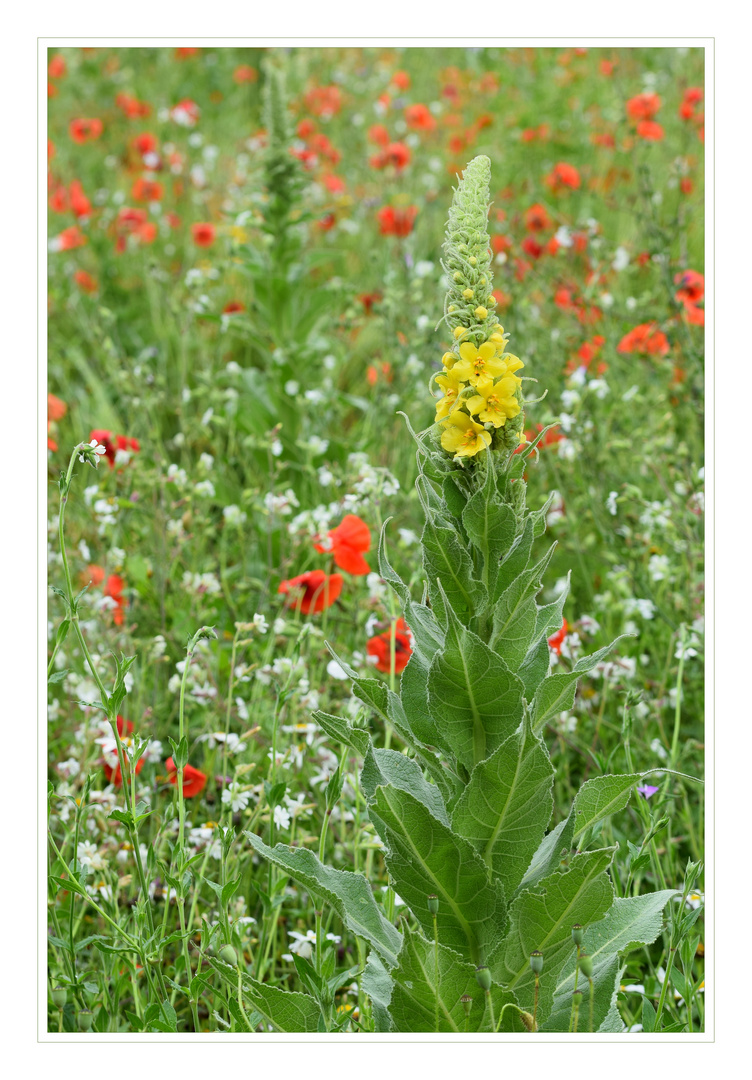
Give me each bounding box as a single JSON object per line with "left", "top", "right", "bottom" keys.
{"left": 435, "top": 156, "right": 526, "bottom": 460}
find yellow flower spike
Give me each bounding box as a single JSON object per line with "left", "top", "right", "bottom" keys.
{"left": 440, "top": 411, "right": 492, "bottom": 458}
{"left": 453, "top": 340, "right": 509, "bottom": 384}
{"left": 463, "top": 288, "right": 474, "bottom": 300}
{"left": 434, "top": 367, "right": 465, "bottom": 421}
{"left": 474, "top": 306, "right": 488, "bottom": 319}
{"left": 466, "top": 375, "right": 521, "bottom": 427}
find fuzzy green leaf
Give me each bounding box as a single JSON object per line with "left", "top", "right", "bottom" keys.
{"left": 372, "top": 784, "right": 506, "bottom": 963}
{"left": 312, "top": 710, "right": 372, "bottom": 758}
{"left": 542, "top": 890, "right": 675, "bottom": 1032}
{"left": 531, "top": 637, "right": 628, "bottom": 733}
{"left": 244, "top": 833, "right": 401, "bottom": 968}
{"left": 210, "top": 957, "right": 322, "bottom": 1032}
{"left": 389, "top": 926, "right": 522, "bottom": 1033}
{"left": 451, "top": 720, "right": 554, "bottom": 895}
{"left": 362, "top": 952, "right": 393, "bottom": 1032}
{"left": 427, "top": 602, "right": 525, "bottom": 770}
{"left": 573, "top": 774, "right": 641, "bottom": 841}
{"left": 361, "top": 746, "right": 449, "bottom": 827}
{"left": 421, "top": 514, "right": 484, "bottom": 623}
{"left": 461, "top": 464, "right": 516, "bottom": 598}
{"left": 518, "top": 812, "right": 576, "bottom": 894}
{"left": 493, "top": 848, "right": 615, "bottom": 1024}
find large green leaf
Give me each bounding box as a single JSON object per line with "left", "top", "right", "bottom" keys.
{"left": 389, "top": 927, "right": 524, "bottom": 1033}
{"left": 361, "top": 746, "right": 449, "bottom": 827}
{"left": 518, "top": 812, "right": 576, "bottom": 894}
{"left": 420, "top": 511, "right": 484, "bottom": 623}
{"left": 312, "top": 710, "right": 371, "bottom": 758}
{"left": 573, "top": 774, "right": 641, "bottom": 841}
{"left": 371, "top": 784, "right": 506, "bottom": 964}
{"left": 493, "top": 848, "right": 615, "bottom": 1024}
{"left": 362, "top": 952, "right": 393, "bottom": 1032}
{"left": 244, "top": 833, "right": 402, "bottom": 968}
{"left": 461, "top": 461, "right": 517, "bottom": 598}
{"left": 209, "top": 957, "right": 322, "bottom": 1032}
{"left": 516, "top": 637, "right": 551, "bottom": 700}
{"left": 491, "top": 543, "right": 557, "bottom": 646}
{"left": 542, "top": 891, "right": 675, "bottom": 1032}
{"left": 531, "top": 638, "right": 628, "bottom": 732}
{"left": 427, "top": 602, "right": 525, "bottom": 771}
{"left": 451, "top": 720, "right": 554, "bottom": 895}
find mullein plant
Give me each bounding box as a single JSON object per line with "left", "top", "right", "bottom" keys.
{"left": 215, "top": 156, "right": 678, "bottom": 1034}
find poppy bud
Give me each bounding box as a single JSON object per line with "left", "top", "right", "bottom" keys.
{"left": 529, "top": 950, "right": 543, "bottom": 975}
{"left": 77, "top": 1009, "right": 94, "bottom": 1031}
{"left": 51, "top": 985, "right": 67, "bottom": 1008}
{"left": 571, "top": 923, "right": 584, "bottom": 946}
{"left": 578, "top": 951, "right": 593, "bottom": 978}
{"left": 427, "top": 894, "right": 439, "bottom": 915}
{"left": 219, "top": 943, "right": 238, "bottom": 966}
{"left": 475, "top": 966, "right": 492, "bottom": 991}
{"left": 460, "top": 993, "right": 473, "bottom": 1016}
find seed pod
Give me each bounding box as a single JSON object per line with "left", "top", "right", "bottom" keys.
{"left": 51, "top": 985, "right": 67, "bottom": 1008}
{"left": 529, "top": 950, "right": 544, "bottom": 975}
{"left": 578, "top": 951, "right": 593, "bottom": 978}
{"left": 427, "top": 894, "right": 439, "bottom": 915}
{"left": 460, "top": 994, "right": 473, "bottom": 1016}
{"left": 77, "top": 1009, "right": 94, "bottom": 1031}
{"left": 219, "top": 943, "right": 238, "bottom": 966}
{"left": 475, "top": 966, "right": 492, "bottom": 991}
{"left": 571, "top": 923, "right": 584, "bottom": 946}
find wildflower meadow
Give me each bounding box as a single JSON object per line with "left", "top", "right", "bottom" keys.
{"left": 46, "top": 44, "right": 705, "bottom": 1038}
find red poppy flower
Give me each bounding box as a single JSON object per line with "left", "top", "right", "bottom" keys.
{"left": 391, "top": 70, "right": 411, "bottom": 91}
{"left": 223, "top": 300, "right": 245, "bottom": 315}
{"left": 367, "top": 617, "right": 413, "bottom": 674}
{"left": 674, "top": 269, "right": 704, "bottom": 305}
{"left": 523, "top": 203, "right": 552, "bottom": 232}
{"left": 521, "top": 236, "right": 544, "bottom": 260}
{"left": 69, "top": 118, "right": 103, "bottom": 145}
{"left": 170, "top": 98, "right": 200, "bottom": 126}
{"left": 304, "top": 85, "right": 342, "bottom": 118}
{"left": 191, "top": 222, "right": 216, "bottom": 247}
{"left": 548, "top": 619, "right": 569, "bottom": 655}
{"left": 132, "top": 177, "right": 164, "bottom": 202}
{"left": 405, "top": 103, "right": 436, "bottom": 132}
{"left": 116, "top": 93, "right": 152, "bottom": 119}
{"left": 358, "top": 292, "right": 382, "bottom": 314}
{"left": 368, "top": 124, "right": 390, "bottom": 147}
{"left": 234, "top": 65, "right": 258, "bottom": 84}
{"left": 636, "top": 120, "right": 664, "bottom": 141}
{"left": 49, "top": 55, "right": 67, "bottom": 79}
{"left": 68, "top": 180, "right": 92, "bottom": 219}
{"left": 278, "top": 570, "right": 343, "bottom": 615}
{"left": 132, "top": 132, "right": 158, "bottom": 156}
{"left": 314, "top": 514, "right": 371, "bottom": 575}
{"left": 166, "top": 758, "right": 208, "bottom": 798}
{"left": 322, "top": 172, "right": 346, "bottom": 194}
{"left": 53, "top": 226, "right": 87, "bottom": 252}
{"left": 104, "top": 574, "right": 126, "bottom": 625}
{"left": 626, "top": 93, "right": 661, "bottom": 122}
{"left": 47, "top": 393, "right": 67, "bottom": 451}
{"left": 544, "top": 162, "right": 581, "bottom": 193}
{"left": 74, "top": 269, "right": 99, "bottom": 294}
{"left": 377, "top": 205, "right": 418, "bottom": 237}
{"left": 616, "top": 323, "right": 670, "bottom": 358}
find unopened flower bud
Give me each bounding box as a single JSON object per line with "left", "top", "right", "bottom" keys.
{"left": 77, "top": 1009, "right": 94, "bottom": 1031}
{"left": 529, "top": 950, "right": 544, "bottom": 975}
{"left": 475, "top": 966, "right": 492, "bottom": 991}
{"left": 427, "top": 894, "right": 439, "bottom": 915}
{"left": 51, "top": 985, "right": 67, "bottom": 1008}
{"left": 578, "top": 951, "right": 593, "bottom": 978}
{"left": 219, "top": 943, "right": 238, "bottom": 966}
{"left": 474, "top": 306, "right": 488, "bottom": 319}
{"left": 571, "top": 923, "right": 584, "bottom": 946}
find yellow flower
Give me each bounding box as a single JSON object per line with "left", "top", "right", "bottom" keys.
{"left": 440, "top": 411, "right": 492, "bottom": 458}
{"left": 452, "top": 340, "right": 509, "bottom": 384}
{"left": 434, "top": 367, "right": 465, "bottom": 421}
{"left": 466, "top": 375, "right": 521, "bottom": 427}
